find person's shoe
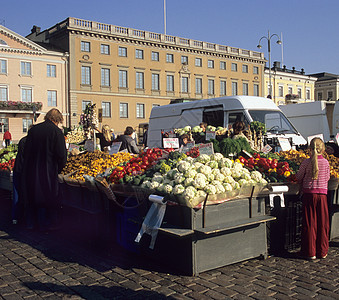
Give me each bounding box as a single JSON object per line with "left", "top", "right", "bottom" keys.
{"left": 306, "top": 256, "right": 316, "bottom": 260}
{"left": 320, "top": 254, "right": 327, "bottom": 259}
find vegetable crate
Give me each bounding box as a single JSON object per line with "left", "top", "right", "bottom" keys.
{"left": 140, "top": 194, "right": 275, "bottom": 276}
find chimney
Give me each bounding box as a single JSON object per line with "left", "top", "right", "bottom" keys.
{"left": 31, "top": 25, "right": 41, "bottom": 34}
{"left": 273, "top": 61, "right": 281, "bottom": 69}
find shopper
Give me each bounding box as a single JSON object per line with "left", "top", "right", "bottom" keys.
{"left": 21, "top": 108, "right": 67, "bottom": 231}
{"left": 142, "top": 125, "right": 148, "bottom": 148}
{"left": 96, "top": 124, "right": 113, "bottom": 152}
{"left": 117, "top": 126, "right": 140, "bottom": 154}
{"left": 199, "top": 122, "right": 207, "bottom": 132}
{"left": 12, "top": 125, "right": 33, "bottom": 224}
{"left": 231, "top": 121, "right": 248, "bottom": 140}
{"left": 3, "top": 130, "right": 12, "bottom": 147}
{"left": 296, "top": 137, "right": 330, "bottom": 260}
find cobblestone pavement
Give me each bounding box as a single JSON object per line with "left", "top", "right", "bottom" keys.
{"left": 0, "top": 191, "right": 338, "bottom": 299}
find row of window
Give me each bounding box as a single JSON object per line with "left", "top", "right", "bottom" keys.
{"left": 81, "top": 66, "right": 260, "bottom": 96}
{"left": 0, "top": 59, "right": 57, "bottom": 77}
{"left": 0, "top": 86, "right": 58, "bottom": 106}
{"left": 317, "top": 90, "right": 334, "bottom": 101}
{"left": 0, "top": 118, "right": 32, "bottom": 134}
{"left": 81, "top": 100, "right": 159, "bottom": 119}
{"left": 269, "top": 84, "right": 311, "bottom": 100}
{"left": 81, "top": 41, "right": 259, "bottom": 73}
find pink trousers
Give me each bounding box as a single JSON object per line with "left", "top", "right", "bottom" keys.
{"left": 301, "top": 193, "right": 329, "bottom": 258}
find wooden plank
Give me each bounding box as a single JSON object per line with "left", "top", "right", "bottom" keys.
{"left": 195, "top": 215, "right": 276, "bottom": 235}
{"left": 159, "top": 225, "right": 194, "bottom": 237}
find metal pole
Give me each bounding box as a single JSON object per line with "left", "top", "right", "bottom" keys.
{"left": 281, "top": 32, "right": 284, "bottom": 67}
{"left": 268, "top": 30, "right": 271, "bottom": 99}
{"left": 164, "top": 0, "right": 167, "bottom": 35}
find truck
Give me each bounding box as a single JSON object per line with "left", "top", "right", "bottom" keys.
{"left": 147, "top": 95, "right": 307, "bottom": 149}
{"left": 279, "top": 101, "right": 339, "bottom": 143}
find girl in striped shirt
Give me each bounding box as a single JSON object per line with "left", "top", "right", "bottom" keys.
{"left": 297, "top": 137, "right": 330, "bottom": 260}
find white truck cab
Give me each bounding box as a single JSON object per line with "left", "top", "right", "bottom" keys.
{"left": 148, "top": 95, "right": 307, "bottom": 148}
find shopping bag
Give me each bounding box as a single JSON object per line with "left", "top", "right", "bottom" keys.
{"left": 2, "top": 141, "right": 5, "bottom": 147}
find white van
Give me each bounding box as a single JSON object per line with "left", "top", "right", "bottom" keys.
{"left": 148, "top": 96, "right": 307, "bottom": 148}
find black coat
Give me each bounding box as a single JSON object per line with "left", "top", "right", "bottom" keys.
{"left": 22, "top": 120, "right": 67, "bottom": 206}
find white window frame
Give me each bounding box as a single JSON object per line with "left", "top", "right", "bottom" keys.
{"left": 119, "top": 70, "right": 128, "bottom": 88}
{"left": 288, "top": 86, "right": 293, "bottom": 94}
{"left": 166, "top": 75, "right": 174, "bottom": 92}
{"left": 21, "top": 86, "right": 32, "bottom": 102}
{"left": 102, "top": 101, "right": 111, "bottom": 118}
{"left": 101, "top": 68, "right": 110, "bottom": 87}
{"left": 0, "top": 59, "right": 7, "bottom": 74}
{"left": 253, "top": 66, "right": 259, "bottom": 74}
{"left": 0, "top": 86, "right": 8, "bottom": 101}
{"left": 136, "top": 103, "right": 145, "bottom": 119}
{"left": 242, "top": 64, "right": 248, "bottom": 73}
{"left": 81, "top": 66, "right": 91, "bottom": 85}
{"left": 232, "top": 82, "right": 238, "bottom": 96}
{"left": 151, "top": 51, "right": 159, "bottom": 61}
{"left": 195, "top": 77, "right": 202, "bottom": 94}
{"left": 119, "top": 47, "right": 127, "bottom": 57}
{"left": 166, "top": 53, "right": 174, "bottom": 63}
{"left": 278, "top": 85, "right": 284, "bottom": 97}
{"left": 47, "top": 64, "right": 56, "bottom": 77}
{"left": 220, "top": 80, "right": 226, "bottom": 96}
{"left": 253, "top": 84, "right": 259, "bottom": 96}
{"left": 100, "top": 44, "right": 110, "bottom": 55}
{"left": 181, "top": 56, "right": 188, "bottom": 64}
{"left": 181, "top": 77, "right": 188, "bottom": 93}
{"left": 243, "top": 82, "right": 249, "bottom": 95}
{"left": 208, "top": 60, "right": 214, "bottom": 69}
{"left": 0, "top": 118, "right": 9, "bottom": 133}
{"left": 231, "top": 63, "right": 237, "bottom": 72}
{"left": 82, "top": 100, "right": 91, "bottom": 112}
{"left": 220, "top": 61, "right": 226, "bottom": 70}
{"left": 23, "top": 118, "right": 33, "bottom": 133}
{"left": 119, "top": 102, "right": 128, "bottom": 118}
{"left": 195, "top": 57, "right": 202, "bottom": 67}
{"left": 135, "top": 49, "right": 144, "bottom": 59}
{"left": 136, "top": 72, "right": 144, "bottom": 89}
{"left": 297, "top": 87, "right": 302, "bottom": 98}
{"left": 21, "top": 61, "right": 32, "bottom": 76}
{"left": 47, "top": 90, "right": 57, "bottom": 107}
{"left": 81, "top": 41, "right": 90, "bottom": 52}
{"left": 152, "top": 73, "right": 160, "bottom": 91}
{"left": 306, "top": 89, "right": 311, "bottom": 100}
{"left": 208, "top": 79, "right": 215, "bottom": 95}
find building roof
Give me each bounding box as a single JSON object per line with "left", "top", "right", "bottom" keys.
{"left": 307, "top": 72, "right": 339, "bottom": 81}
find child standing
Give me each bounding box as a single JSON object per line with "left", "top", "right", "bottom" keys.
{"left": 296, "top": 137, "right": 330, "bottom": 260}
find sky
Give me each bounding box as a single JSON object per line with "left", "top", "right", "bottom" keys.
{"left": 1, "top": 0, "right": 339, "bottom": 75}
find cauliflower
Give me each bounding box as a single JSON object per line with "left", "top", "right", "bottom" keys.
{"left": 241, "top": 172, "right": 251, "bottom": 181}
{"left": 183, "top": 126, "right": 191, "bottom": 132}
{"left": 150, "top": 181, "right": 160, "bottom": 189}
{"left": 205, "top": 173, "right": 215, "bottom": 182}
{"left": 193, "top": 173, "right": 208, "bottom": 189}
{"left": 163, "top": 178, "right": 171, "bottom": 185}
{"left": 237, "top": 179, "right": 251, "bottom": 187}
{"left": 251, "top": 171, "right": 263, "bottom": 182}
{"left": 184, "top": 156, "right": 195, "bottom": 164}
{"left": 204, "top": 184, "right": 217, "bottom": 195}
{"left": 206, "top": 160, "right": 219, "bottom": 169}
{"left": 223, "top": 182, "right": 233, "bottom": 191}
{"left": 232, "top": 181, "right": 240, "bottom": 190}
{"left": 141, "top": 180, "right": 152, "bottom": 189}
{"left": 177, "top": 160, "right": 191, "bottom": 173}
{"left": 196, "top": 190, "right": 207, "bottom": 199}
{"left": 231, "top": 169, "right": 242, "bottom": 179}
{"left": 157, "top": 184, "right": 165, "bottom": 192}
{"left": 173, "top": 184, "right": 185, "bottom": 195}
{"left": 214, "top": 173, "right": 225, "bottom": 183}
{"left": 212, "top": 181, "right": 225, "bottom": 194}
{"left": 192, "top": 126, "right": 203, "bottom": 133}
{"left": 182, "top": 186, "right": 197, "bottom": 201}
{"left": 163, "top": 184, "right": 173, "bottom": 194}
{"left": 174, "top": 173, "right": 185, "bottom": 184}
{"left": 220, "top": 167, "right": 232, "bottom": 177}
{"left": 198, "top": 165, "right": 212, "bottom": 176}
{"left": 183, "top": 178, "right": 194, "bottom": 187}
{"left": 219, "top": 157, "right": 233, "bottom": 168}
{"left": 152, "top": 175, "right": 164, "bottom": 183}
{"left": 232, "top": 162, "right": 244, "bottom": 170}
{"left": 206, "top": 125, "right": 216, "bottom": 132}
{"left": 166, "top": 168, "right": 179, "bottom": 180}
{"left": 210, "top": 153, "right": 224, "bottom": 162}
{"left": 224, "top": 175, "right": 235, "bottom": 184}
{"left": 196, "top": 154, "right": 210, "bottom": 164}
{"left": 192, "top": 161, "right": 203, "bottom": 170}
{"left": 184, "top": 169, "right": 197, "bottom": 179}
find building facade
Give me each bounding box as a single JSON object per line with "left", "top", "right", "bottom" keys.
{"left": 264, "top": 62, "right": 317, "bottom": 105}
{"left": 0, "top": 25, "right": 68, "bottom": 142}
{"left": 27, "top": 17, "right": 266, "bottom": 135}
{"left": 308, "top": 72, "right": 339, "bottom": 101}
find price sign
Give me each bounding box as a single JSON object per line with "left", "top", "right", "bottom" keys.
{"left": 277, "top": 137, "right": 291, "bottom": 151}
{"left": 109, "top": 142, "right": 122, "bottom": 154}
{"left": 68, "top": 143, "right": 80, "bottom": 152}
{"left": 180, "top": 140, "right": 195, "bottom": 153}
{"left": 196, "top": 142, "right": 214, "bottom": 155}
{"left": 261, "top": 144, "right": 272, "bottom": 154}
{"left": 163, "top": 138, "right": 179, "bottom": 149}
{"left": 205, "top": 131, "right": 216, "bottom": 141}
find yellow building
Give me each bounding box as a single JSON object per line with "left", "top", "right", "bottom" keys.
{"left": 264, "top": 62, "right": 317, "bottom": 105}
{"left": 0, "top": 25, "right": 68, "bottom": 142}
{"left": 27, "top": 17, "right": 266, "bottom": 135}
{"left": 309, "top": 72, "right": 339, "bottom": 101}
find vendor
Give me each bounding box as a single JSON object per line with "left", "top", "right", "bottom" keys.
{"left": 231, "top": 121, "right": 249, "bottom": 141}
{"left": 200, "top": 122, "right": 207, "bottom": 132}
{"left": 179, "top": 134, "right": 190, "bottom": 147}
{"left": 117, "top": 126, "right": 140, "bottom": 154}
{"left": 96, "top": 125, "right": 113, "bottom": 151}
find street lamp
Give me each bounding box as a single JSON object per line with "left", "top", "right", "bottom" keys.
{"left": 257, "top": 30, "right": 282, "bottom": 100}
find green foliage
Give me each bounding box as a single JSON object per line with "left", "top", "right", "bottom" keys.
{"left": 250, "top": 121, "right": 266, "bottom": 135}
{"left": 213, "top": 137, "right": 252, "bottom": 158}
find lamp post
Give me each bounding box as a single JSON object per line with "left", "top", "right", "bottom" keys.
{"left": 257, "top": 30, "right": 282, "bottom": 100}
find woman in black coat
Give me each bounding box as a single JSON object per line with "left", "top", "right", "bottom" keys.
{"left": 22, "top": 108, "right": 67, "bottom": 230}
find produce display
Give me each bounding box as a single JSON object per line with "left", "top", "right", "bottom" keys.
{"left": 79, "top": 103, "right": 99, "bottom": 140}
{"left": 0, "top": 144, "right": 18, "bottom": 171}
{"left": 211, "top": 137, "right": 252, "bottom": 158}
{"left": 61, "top": 150, "right": 134, "bottom": 180}
{"left": 65, "top": 126, "right": 86, "bottom": 144}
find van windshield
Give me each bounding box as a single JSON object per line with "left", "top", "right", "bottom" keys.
{"left": 248, "top": 110, "right": 298, "bottom": 134}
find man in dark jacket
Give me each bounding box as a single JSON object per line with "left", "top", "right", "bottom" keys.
{"left": 22, "top": 108, "right": 67, "bottom": 230}
{"left": 118, "top": 126, "right": 140, "bottom": 154}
